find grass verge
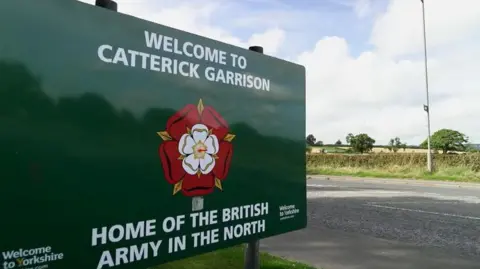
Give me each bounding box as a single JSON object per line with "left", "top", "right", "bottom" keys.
{"left": 307, "top": 165, "right": 480, "bottom": 183}
{"left": 151, "top": 245, "right": 317, "bottom": 269}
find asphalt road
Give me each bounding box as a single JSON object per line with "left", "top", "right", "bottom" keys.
{"left": 261, "top": 176, "right": 480, "bottom": 269}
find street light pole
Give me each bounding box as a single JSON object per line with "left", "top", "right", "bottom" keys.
{"left": 421, "top": 0, "right": 433, "bottom": 173}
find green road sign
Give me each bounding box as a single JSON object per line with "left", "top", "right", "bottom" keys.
{"left": 0, "top": 1, "right": 306, "bottom": 269}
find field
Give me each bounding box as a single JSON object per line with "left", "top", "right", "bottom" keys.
{"left": 306, "top": 153, "right": 480, "bottom": 182}
{"left": 151, "top": 246, "right": 316, "bottom": 269}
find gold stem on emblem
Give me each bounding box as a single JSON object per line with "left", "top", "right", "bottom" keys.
{"left": 215, "top": 178, "right": 223, "bottom": 191}
{"left": 224, "top": 133, "right": 235, "bottom": 142}
{"left": 197, "top": 99, "right": 204, "bottom": 115}
{"left": 157, "top": 131, "right": 172, "bottom": 141}
{"left": 173, "top": 180, "right": 183, "bottom": 195}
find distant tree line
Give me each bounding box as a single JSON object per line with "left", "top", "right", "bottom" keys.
{"left": 306, "top": 128, "right": 477, "bottom": 154}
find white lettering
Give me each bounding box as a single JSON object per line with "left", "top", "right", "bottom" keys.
{"left": 96, "top": 240, "right": 162, "bottom": 269}
{"left": 168, "top": 236, "right": 186, "bottom": 253}
{"left": 183, "top": 42, "right": 193, "bottom": 57}
{"left": 112, "top": 48, "right": 129, "bottom": 66}
{"left": 138, "top": 51, "right": 150, "bottom": 69}
{"left": 125, "top": 222, "right": 144, "bottom": 240}
{"left": 98, "top": 44, "right": 113, "bottom": 63}
{"left": 163, "top": 36, "right": 173, "bottom": 52}
{"left": 92, "top": 220, "right": 156, "bottom": 246}
{"left": 230, "top": 53, "right": 238, "bottom": 67}
{"left": 223, "top": 220, "right": 266, "bottom": 240}
{"left": 127, "top": 49, "right": 139, "bottom": 67}
{"left": 222, "top": 203, "right": 269, "bottom": 223}
{"left": 193, "top": 44, "right": 205, "bottom": 60}
{"left": 99, "top": 36, "right": 271, "bottom": 91}
{"left": 129, "top": 244, "right": 148, "bottom": 262}
{"left": 191, "top": 229, "right": 219, "bottom": 248}
{"left": 97, "top": 251, "right": 114, "bottom": 269}
{"left": 2, "top": 247, "right": 52, "bottom": 259}
{"left": 150, "top": 54, "right": 161, "bottom": 71}
{"left": 238, "top": 56, "right": 247, "bottom": 69}
{"left": 149, "top": 240, "right": 162, "bottom": 257}
{"left": 144, "top": 31, "right": 163, "bottom": 50}
{"left": 92, "top": 227, "right": 107, "bottom": 246}
{"left": 190, "top": 63, "right": 200, "bottom": 78}
{"left": 162, "top": 215, "right": 185, "bottom": 233}
{"left": 146, "top": 219, "right": 156, "bottom": 236}
{"left": 173, "top": 39, "right": 183, "bottom": 55}
{"left": 179, "top": 61, "right": 189, "bottom": 77}
{"left": 204, "top": 67, "right": 270, "bottom": 91}
{"left": 115, "top": 248, "right": 129, "bottom": 266}
{"left": 108, "top": 225, "right": 125, "bottom": 243}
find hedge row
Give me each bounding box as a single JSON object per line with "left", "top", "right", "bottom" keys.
{"left": 306, "top": 153, "right": 480, "bottom": 171}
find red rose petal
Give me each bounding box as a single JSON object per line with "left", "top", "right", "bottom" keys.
{"left": 181, "top": 173, "right": 215, "bottom": 197}
{"left": 166, "top": 104, "right": 201, "bottom": 140}
{"left": 213, "top": 141, "right": 233, "bottom": 180}
{"left": 201, "top": 106, "right": 229, "bottom": 140}
{"left": 159, "top": 141, "right": 185, "bottom": 184}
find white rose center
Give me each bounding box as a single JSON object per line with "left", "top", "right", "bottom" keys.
{"left": 177, "top": 123, "right": 220, "bottom": 175}
{"left": 193, "top": 141, "right": 207, "bottom": 159}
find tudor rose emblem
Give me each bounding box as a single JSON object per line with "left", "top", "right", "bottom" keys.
{"left": 157, "top": 99, "right": 235, "bottom": 202}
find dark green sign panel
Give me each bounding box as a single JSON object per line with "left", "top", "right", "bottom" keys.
{"left": 0, "top": 1, "right": 306, "bottom": 269}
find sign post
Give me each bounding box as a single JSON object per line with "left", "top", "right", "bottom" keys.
{"left": 0, "top": 1, "right": 307, "bottom": 269}
{"left": 244, "top": 240, "right": 260, "bottom": 269}
{"left": 243, "top": 45, "right": 264, "bottom": 269}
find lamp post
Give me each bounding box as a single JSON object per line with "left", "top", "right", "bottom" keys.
{"left": 421, "top": 0, "right": 433, "bottom": 173}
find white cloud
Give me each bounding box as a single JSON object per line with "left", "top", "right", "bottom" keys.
{"left": 78, "top": 0, "right": 480, "bottom": 145}
{"left": 371, "top": 0, "right": 480, "bottom": 58}
{"left": 247, "top": 28, "right": 285, "bottom": 56}
{"left": 301, "top": 0, "right": 480, "bottom": 144}
{"left": 77, "top": 0, "right": 285, "bottom": 55}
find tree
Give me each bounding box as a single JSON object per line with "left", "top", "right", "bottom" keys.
{"left": 346, "top": 133, "right": 354, "bottom": 144}
{"left": 306, "top": 134, "right": 316, "bottom": 146}
{"left": 335, "top": 139, "right": 342, "bottom": 145}
{"left": 346, "top": 133, "right": 375, "bottom": 153}
{"left": 315, "top": 141, "right": 324, "bottom": 146}
{"left": 420, "top": 129, "right": 469, "bottom": 153}
{"left": 388, "top": 137, "right": 406, "bottom": 153}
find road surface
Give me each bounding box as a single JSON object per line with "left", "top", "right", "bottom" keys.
{"left": 262, "top": 176, "right": 480, "bottom": 269}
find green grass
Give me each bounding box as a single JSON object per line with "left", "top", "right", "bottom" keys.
{"left": 151, "top": 246, "right": 317, "bottom": 269}
{"left": 307, "top": 165, "right": 480, "bottom": 183}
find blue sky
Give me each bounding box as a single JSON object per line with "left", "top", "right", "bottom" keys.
{"left": 209, "top": 0, "right": 388, "bottom": 58}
